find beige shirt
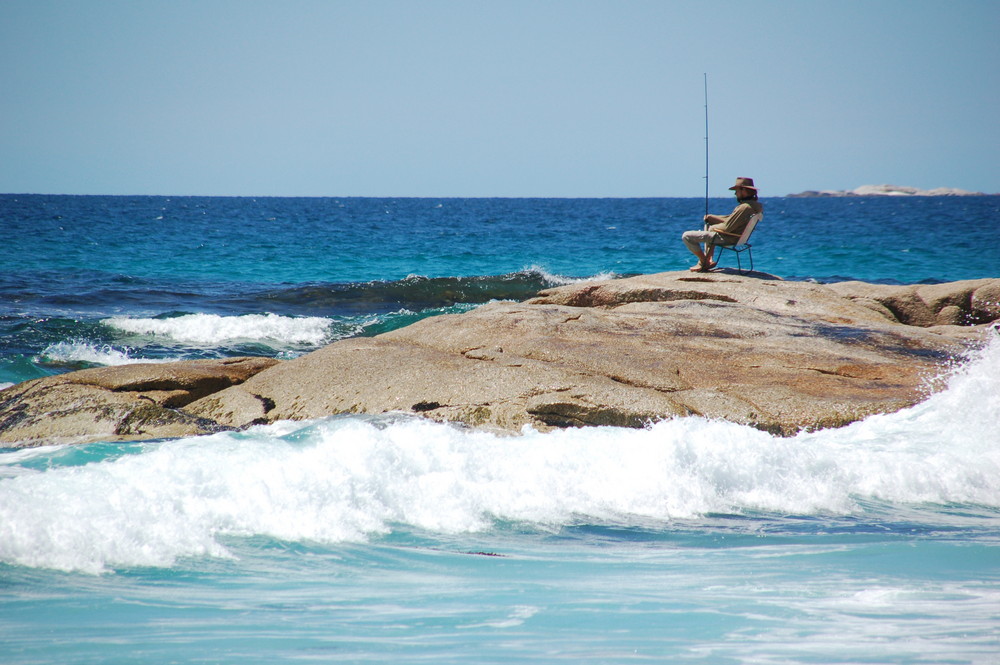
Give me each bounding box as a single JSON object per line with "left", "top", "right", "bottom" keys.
{"left": 706, "top": 200, "right": 763, "bottom": 238}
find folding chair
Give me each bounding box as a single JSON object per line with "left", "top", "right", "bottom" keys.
{"left": 714, "top": 213, "right": 762, "bottom": 273}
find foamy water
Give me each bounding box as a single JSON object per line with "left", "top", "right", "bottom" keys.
{"left": 103, "top": 312, "right": 335, "bottom": 346}
{"left": 38, "top": 339, "right": 177, "bottom": 366}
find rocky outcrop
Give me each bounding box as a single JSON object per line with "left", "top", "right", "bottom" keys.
{"left": 180, "top": 274, "right": 997, "bottom": 435}
{"left": 1, "top": 273, "right": 997, "bottom": 447}
{"left": 0, "top": 357, "right": 279, "bottom": 447}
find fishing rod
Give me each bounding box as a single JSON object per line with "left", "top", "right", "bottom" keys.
{"left": 703, "top": 73, "right": 709, "bottom": 221}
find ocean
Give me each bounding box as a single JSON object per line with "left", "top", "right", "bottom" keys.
{"left": 1, "top": 194, "right": 999, "bottom": 663}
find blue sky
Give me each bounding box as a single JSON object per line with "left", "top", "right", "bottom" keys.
{"left": 1, "top": 0, "right": 997, "bottom": 197}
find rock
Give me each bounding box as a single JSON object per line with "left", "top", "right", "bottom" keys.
{"left": 2, "top": 274, "right": 997, "bottom": 447}
{"left": 186, "top": 272, "right": 996, "bottom": 437}
{"left": 826, "top": 279, "right": 1000, "bottom": 328}
{"left": 0, "top": 357, "right": 279, "bottom": 447}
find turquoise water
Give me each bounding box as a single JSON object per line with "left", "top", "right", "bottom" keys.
{"left": 1, "top": 195, "right": 999, "bottom": 663}
{"left": 5, "top": 516, "right": 998, "bottom": 663}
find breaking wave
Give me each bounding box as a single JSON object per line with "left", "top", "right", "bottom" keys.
{"left": 102, "top": 313, "right": 335, "bottom": 346}
{"left": 2, "top": 336, "right": 997, "bottom": 574}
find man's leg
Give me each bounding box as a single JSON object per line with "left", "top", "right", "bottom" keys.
{"left": 682, "top": 230, "right": 715, "bottom": 270}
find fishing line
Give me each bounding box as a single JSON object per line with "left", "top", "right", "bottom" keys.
{"left": 703, "top": 73, "right": 709, "bottom": 221}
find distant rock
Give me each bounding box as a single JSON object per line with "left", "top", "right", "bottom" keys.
{"left": 788, "top": 184, "right": 988, "bottom": 197}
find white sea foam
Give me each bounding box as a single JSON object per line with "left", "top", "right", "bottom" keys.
{"left": 103, "top": 313, "right": 334, "bottom": 346}
{"left": 1, "top": 336, "right": 998, "bottom": 573}
{"left": 38, "top": 340, "right": 173, "bottom": 366}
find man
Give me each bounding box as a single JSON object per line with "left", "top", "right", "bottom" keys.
{"left": 682, "top": 177, "right": 763, "bottom": 272}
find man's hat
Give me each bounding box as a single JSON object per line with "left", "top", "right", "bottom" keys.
{"left": 729, "top": 177, "right": 757, "bottom": 191}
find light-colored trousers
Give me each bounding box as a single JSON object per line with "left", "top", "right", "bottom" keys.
{"left": 682, "top": 229, "right": 735, "bottom": 255}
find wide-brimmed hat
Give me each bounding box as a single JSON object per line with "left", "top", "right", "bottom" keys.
{"left": 728, "top": 177, "right": 757, "bottom": 191}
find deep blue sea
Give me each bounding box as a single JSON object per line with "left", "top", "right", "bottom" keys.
{"left": 2, "top": 194, "right": 999, "bottom": 663}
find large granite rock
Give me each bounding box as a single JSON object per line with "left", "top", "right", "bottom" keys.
{"left": 1, "top": 273, "right": 997, "bottom": 447}
{"left": 185, "top": 273, "right": 995, "bottom": 435}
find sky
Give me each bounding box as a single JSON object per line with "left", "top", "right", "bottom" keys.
{"left": 1, "top": 0, "right": 997, "bottom": 197}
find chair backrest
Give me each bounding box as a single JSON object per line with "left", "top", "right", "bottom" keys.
{"left": 737, "top": 213, "right": 762, "bottom": 245}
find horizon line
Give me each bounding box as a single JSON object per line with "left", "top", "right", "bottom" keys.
{"left": 3, "top": 191, "right": 996, "bottom": 199}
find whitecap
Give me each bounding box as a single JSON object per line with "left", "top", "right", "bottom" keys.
{"left": 103, "top": 313, "right": 334, "bottom": 346}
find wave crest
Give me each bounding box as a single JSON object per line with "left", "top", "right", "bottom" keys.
{"left": 254, "top": 268, "right": 619, "bottom": 313}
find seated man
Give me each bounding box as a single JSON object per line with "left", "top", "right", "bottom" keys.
{"left": 682, "top": 177, "right": 763, "bottom": 272}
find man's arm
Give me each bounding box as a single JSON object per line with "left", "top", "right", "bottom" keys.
{"left": 708, "top": 204, "right": 754, "bottom": 236}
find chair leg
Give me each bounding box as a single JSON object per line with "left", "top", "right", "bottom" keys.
{"left": 717, "top": 245, "right": 733, "bottom": 271}
{"left": 716, "top": 244, "right": 754, "bottom": 273}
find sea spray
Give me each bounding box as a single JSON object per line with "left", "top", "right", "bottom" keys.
{"left": 39, "top": 339, "right": 175, "bottom": 367}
